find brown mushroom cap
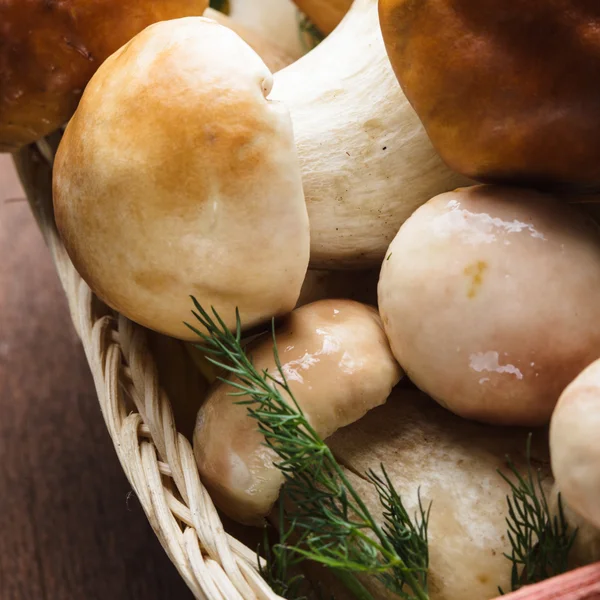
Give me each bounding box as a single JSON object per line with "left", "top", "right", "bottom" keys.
{"left": 551, "top": 358, "right": 600, "bottom": 531}
{"left": 53, "top": 17, "right": 310, "bottom": 340}
{"left": 378, "top": 184, "right": 600, "bottom": 426}
{"left": 378, "top": 0, "right": 600, "bottom": 192}
{"left": 193, "top": 299, "right": 402, "bottom": 525}
{"left": 0, "top": 0, "right": 208, "bottom": 152}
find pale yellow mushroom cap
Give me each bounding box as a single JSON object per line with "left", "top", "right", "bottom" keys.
{"left": 193, "top": 299, "right": 402, "bottom": 525}
{"left": 53, "top": 17, "right": 310, "bottom": 340}
{"left": 379, "top": 184, "right": 600, "bottom": 426}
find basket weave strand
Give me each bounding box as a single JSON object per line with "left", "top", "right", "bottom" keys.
{"left": 13, "top": 135, "right": 283, "bottom": 600}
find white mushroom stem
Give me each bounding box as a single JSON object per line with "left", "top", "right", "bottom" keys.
{"left": 550, "top": 358, "right": 600, "bottom": 531}
{"left": 204, "top": 8, "right": 297, "bottom": 71}
{"left": 271, "top": 0, "right": 471, "bottom": 268}
{"left": 226, "top": 0, "right": 308, "bottom": 59}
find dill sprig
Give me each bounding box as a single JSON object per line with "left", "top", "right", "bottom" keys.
{"left": 499, "top": 435, "right": 578, "bottom": 594}
{"left": 297, "top": 13, "right": 325, "bottom": 53}
{"left": 258, "top": 495, "right": 312, "bottom": 600}
{"left": 186, "top": 299, "right": 430, "bottom": 600}
{"left": 209, "top": 0, "right": 230, "bottom": 13}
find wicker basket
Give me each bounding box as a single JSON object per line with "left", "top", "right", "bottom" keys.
{"left": 13, "top": 135, "right": 600, "bottom": 600}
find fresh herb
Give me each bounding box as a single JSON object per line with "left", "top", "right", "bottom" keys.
{"left": 297, "top": 13, "right": 325, "bottom": 53}
{"left": 209, "top": 0, "right": 230, "bottom": 14}
{"left": 499, "top": 435, "right": 578, "bottom": 594}
{"left": 187, "top": 299, "right": 431, "bottom": 600}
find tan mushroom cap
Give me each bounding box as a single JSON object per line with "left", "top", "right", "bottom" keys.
{"left": 193, "top": 299, "right": 402, "bottom": 525}
{"left": 550, "top": 358, "right": 600, "bottom": 531}
{"left": 379, "top": 185, "right": 600, "bottom": 426}
{"left": 53, "top": 17, "right": 310, "bottom": 340}
{"left": 325, "top": 388, "right": 552, "bottom": 600}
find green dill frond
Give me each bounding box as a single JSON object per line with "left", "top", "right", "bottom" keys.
{"left": 187, "top": 299, "right": 431, "bottom": 600}
{"left": 209, "top": 0, "right": 230, "bottom": 14}
{"left": 498, "top": 434, "right": 578, "bottom": 594}
{"left": 368, "top": 468, "right": 430, "bottom": 597}
{"left": 297, "top": 12, "right": 325, "bottom": 53}
{"left": 258, "top": 497, "right": 310, "bottom": 600}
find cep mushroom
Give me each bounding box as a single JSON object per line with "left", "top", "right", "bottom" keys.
{"left": 0, "top": 0, "right": 208, "bottom": 152}
{"left": 193, "top": 299, "right": 402, "bottom": 525}
{"left": 271, "top": 0, "right": 471, "bottom": 268}
{"left": 550, "top": 358, "right": 600, "bottom": 531}
{"left": 53, "top": 17, "right": 310, "bottom": 340}
{"left": 379, "top": 0, "right": 600, "bottom": 192}
{"left": 324, "top": 388, "right": 553, "bottom": 600}
{"left": 378, "top": 184, "right": 600, "bottom": 426}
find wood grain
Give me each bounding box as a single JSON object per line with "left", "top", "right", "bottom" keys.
{"left": 0, "top": 155, "right": 193, "bottom": 600}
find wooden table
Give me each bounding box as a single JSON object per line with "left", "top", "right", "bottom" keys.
{"left": 0, "top": 155, "right": 193, "bottom": 600}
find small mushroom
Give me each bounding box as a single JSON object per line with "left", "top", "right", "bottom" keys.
{"left": 0, "top": 0, "right": 208, "bottom": 152}
{"left": 379, "top": 184, "right": 600, "bottom": 425}
{"left": 193, "top": 299, "right": 402, "bottom": 525}
{"left": 550, "top": 358, "right": 600, "bottom": 531}
{"left": 53, "top": 18, "right": 310, "bottom": 340}
{"left": 271, "top": 0, "right": 470, "bottom": 268}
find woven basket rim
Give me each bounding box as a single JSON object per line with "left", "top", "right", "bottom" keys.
{"left": 14, "top": 135, "right": 282, "bottom": 600}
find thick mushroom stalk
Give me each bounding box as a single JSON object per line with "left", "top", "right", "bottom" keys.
{"left": 271, "top": 0, "right": 470, "bottom": 268}
{"left": 550, "top": 359, "right": 600, "bottom": 531}
{"left": 193, "top": 299, "right": 402, "bottom": 525}
{"left": 53, "top": 18, "right": 310, "bottom": 340}
{"left": 379, "top": 184, "right": 600, "bottom": 426}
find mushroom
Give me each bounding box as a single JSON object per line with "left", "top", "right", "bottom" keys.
{"left": 291, "top": 0, "right": 352, "bottom": 34}
{"left": 550, "top": 358, "right": 600, "bottom": 531}
{"left": 53, "top": 17, "right": 310, "bottom": 340}
{"left": 193, "top": 299, "right": 402, "bottom": 525}
{"left": 0, "top": 0, "right": 208, "bottom": 152}
{"left": 378, "top": 0, "right": 600, "bottom": 192}
{"left": 378, "top": 184, "right": 600, "bottom": 426}
{"left": 270, "top": 0, "right": 471, "bottom": 268}
{"left": 322, "top": 388, "right": 553, "bottom": 600}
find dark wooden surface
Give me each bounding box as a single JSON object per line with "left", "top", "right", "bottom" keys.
{"left": 0, "top": 155, "right": 194, "bottom": 600}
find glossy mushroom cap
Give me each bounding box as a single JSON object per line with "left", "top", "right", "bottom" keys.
{"left": 379, "top": 0, "right": 600, "bottom": 192}
{"left": 53, "top": 17, "right": 310, "bottom": 340}
{"left": 193, "top": 299, "right": 402, "bottom": 525}
{"left": 0, "top": 0, "right": 208, "bottom": 152}
{"left": 551, "top": 358, "right": 600, "bottom": 531}
{"left": 378, "top": 185, "right": 600, "bottom": 426}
